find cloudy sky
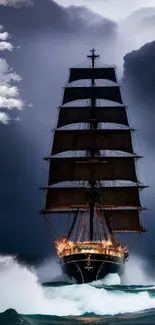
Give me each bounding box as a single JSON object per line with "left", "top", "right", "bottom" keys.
{"left": 55, "top": 0, "right": 155, "bottom": 21}
{"left": 0, "top": 0, "right": 155, "bottom": 261}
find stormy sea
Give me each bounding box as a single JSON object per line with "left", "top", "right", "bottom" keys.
{"left": 1, "top": 256, "right": 155, "bottom": 324}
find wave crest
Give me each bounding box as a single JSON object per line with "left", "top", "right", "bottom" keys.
{"left": 0, "top": 255, "right": 155, "bottom": 316}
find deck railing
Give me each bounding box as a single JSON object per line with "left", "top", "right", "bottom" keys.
{"left": 55, "top": 239, "right": 126, "bottom": 258}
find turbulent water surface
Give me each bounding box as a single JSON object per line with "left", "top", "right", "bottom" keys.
{"left": 1, "top": 255, "right": 155, "bottom": 324}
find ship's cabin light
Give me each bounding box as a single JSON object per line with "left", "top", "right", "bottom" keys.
{"left": 55, "top": 239, "right": 127, "bottom": 258}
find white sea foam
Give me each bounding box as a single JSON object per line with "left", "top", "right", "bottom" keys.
{"left": 37, "top": 257, "right": 74, "bottom": 284}
{"left": 37, "top": 257, "right": 63, "bottom": 283}
{"left": 122, "top": 255, "right": 155, "bottom": 285}
{"left": 0, "top": 255, "right": 155, "bottom": 316}
{"left": 91, "top": 273, "right": 121, "bottom": 286}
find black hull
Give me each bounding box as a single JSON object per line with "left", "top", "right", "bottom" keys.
{"left": 61, "top": 253, "right": 125, "bottom": 284}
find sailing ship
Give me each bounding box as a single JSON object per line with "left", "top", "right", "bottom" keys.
{"left": 40, "top": 49, "right": 146, "bottom": 284}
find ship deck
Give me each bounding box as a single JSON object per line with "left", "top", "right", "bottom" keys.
{"left": 55, "top": 239, "right": 127, "bottom": 259}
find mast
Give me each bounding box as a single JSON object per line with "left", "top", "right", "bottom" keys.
{"left": 40, "top": 49, "right": 146, "bottom": 238}
{"left": 87, "top": 48, "right": 99, "bottom": 241}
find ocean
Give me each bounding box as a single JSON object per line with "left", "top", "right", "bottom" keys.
{"left": 1, "top": 255, "right": 155, "bottom": 325}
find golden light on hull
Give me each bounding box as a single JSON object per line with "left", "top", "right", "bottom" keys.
{"left": 55, "top": 238, "right": 127, "bottom": 258}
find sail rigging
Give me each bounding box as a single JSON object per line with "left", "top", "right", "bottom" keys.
{"left": 41, "top": 48, "right": 146, "bottom": 239}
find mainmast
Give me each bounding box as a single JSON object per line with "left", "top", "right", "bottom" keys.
{"left": 41, "top": 48, "right": 146, "bottom": 238}
{"left": 87, "top": 48, "right": 99, "bottom": 241}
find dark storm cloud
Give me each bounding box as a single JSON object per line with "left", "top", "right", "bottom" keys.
{"left": 0, "top": 0, "right": 117, "bottom": 257}
{"left": 1, "top": 0, "right": 154, "bottom": 259}
{"left": 122, "top": 41, "right": 155, "bottom": 253}
{"left": 66, "top": 5, "right": 117, "bottom": 38}
{"left": 0, "top": 0, "right": 117, "bottom": 37}
{"left": 123, "top": 41, "right": 155, "bottom": 133}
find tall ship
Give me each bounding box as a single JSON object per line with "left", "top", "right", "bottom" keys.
{"left": 40, "top": 49, "right": 146, "bottom": 284}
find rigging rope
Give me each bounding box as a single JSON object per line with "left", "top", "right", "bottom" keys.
{"left": 67, "top": 209, "right": 79, "bottom": 240}
{"left": 74, "top": 211, "right": 83, "bottom": 241}
{"left": 44, "top": 215, "right": 57, "bottom": 242}
{"left": 125, "top": 232, "right": 142, "bottom": 251}
{"left": 96, "top": 204, "right": 107, "bottom": 240}
{"left": 66, "top": 210, "right": 71, "bottom": 237}
{"left": 78, "top": 206, "right": 89, "bottom": 241}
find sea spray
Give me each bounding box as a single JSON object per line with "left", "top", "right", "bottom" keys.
{"left": 0, "top": 255, "right": 47, "bottom": 315}
{"left": 91, "top": 273, "right": 121, "bottom": 287}
{"left": 37, "top": 257, "right": 73, "bottom": 284}
{"left": 1, "top": 255, "right": 155, "bottom": 316}
{"left": 44, "top": 284, "right": 155, "bottom": 316}
{"left": 122, "top": 255, "right": 155, "bottom": 285}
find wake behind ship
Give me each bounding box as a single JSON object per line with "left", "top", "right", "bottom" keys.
{"left": 40, "top": 49, "right": 146, "bottom": 284}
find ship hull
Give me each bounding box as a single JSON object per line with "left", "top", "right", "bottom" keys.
{"left": 61, "top": 253, "right": 125, "bottom": 284}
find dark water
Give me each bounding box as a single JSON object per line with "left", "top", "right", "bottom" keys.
{"left": 1, "top": 308, "right": 155, "bottom": 325}
{"left": 1, "top": 256, "right": 155, "bottom": 325}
